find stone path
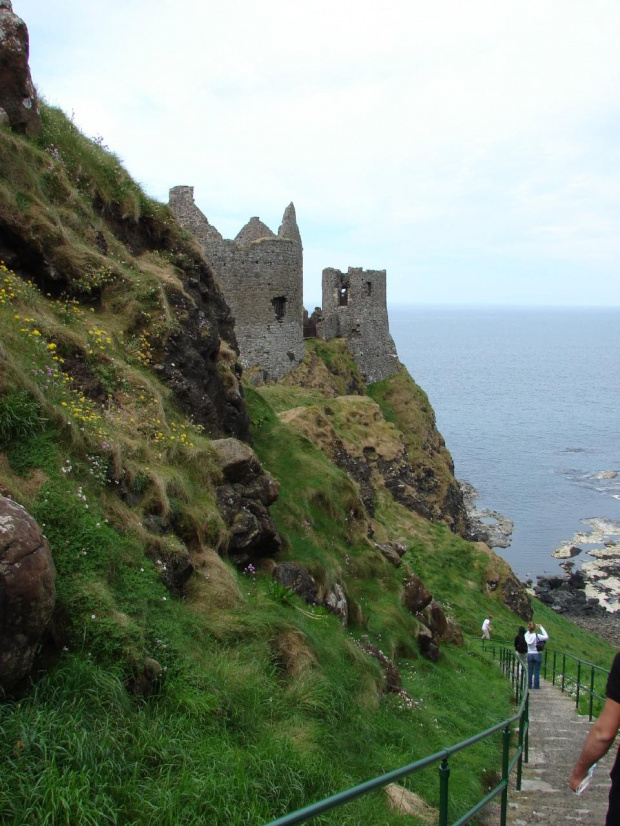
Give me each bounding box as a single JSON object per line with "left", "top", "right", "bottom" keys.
{"left": 503, "top": 679, "right": 615, "bottom": 825}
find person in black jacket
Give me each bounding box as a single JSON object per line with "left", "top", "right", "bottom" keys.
{"left": 569, "top": 652, "right": 620, "bottom": 823}
{"left": 514, "top": 626, "right": 528, "bottom": 671}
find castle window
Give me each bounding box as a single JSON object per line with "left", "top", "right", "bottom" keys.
{"left": 339, "top": 286, "right": 348, "bottom": 306}
{"left": 363, "top": 281, "right": 372, "bottom": 297}
{"left": 272, "top": 296, "right": 287, "bottom": 320}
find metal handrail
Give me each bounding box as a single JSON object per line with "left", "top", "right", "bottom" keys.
{"left": 264, "top": 641, "right": 529, "bottom": 826}
{"left": 482, "top": 636, "right": 610, "bottom": 721}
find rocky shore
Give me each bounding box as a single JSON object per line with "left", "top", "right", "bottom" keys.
{"left": 531, "top": 568, "right": 620, "bottom": 649}
{"left": 460, "top": 480, "right": 514, "bottom": 548}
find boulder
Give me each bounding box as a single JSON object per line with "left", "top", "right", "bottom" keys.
{"left": 0, "top": 0, "right": 41, "bottom": 137}
{"left": 501, "top": 575, "right": 532, "bottom": 621}
{"left": 273, "top": 562, "right": 319, "bottom": 605}
{"left": 424, "top": 600, "right": 448, "bottom": 639}
{"left": 403, "top": 574, "right": 433, "bottom": 614}
{"left": 417, "top": 625, "right": 440, "bottom": 662}
{"left": 324, "top": 582, "right": 348, "bottom": 624}
{"left": 443, "top": 616, "right": 464, "bottom": 646}
{"left": 0, "top": 495, "right": 55, "bottom": 691}
{"left": 126, "top": 657, "right": 163, "bottom": 697}
{"left": 212, "top": 438, "right": 281, "bottom": 566}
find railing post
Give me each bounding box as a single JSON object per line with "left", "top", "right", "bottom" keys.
{"left": 524, "top": 693, "right": 529, "bottom": 765}
{"left": 552, "top": 650, "right": 557, "bottom": 686}
{"left": 589, "top": 667, "right": 595, "bottom": 721}
{"left": 562, "top": 653, "right": 566, "bottom": 693}
{"left": 576, "top": 661, "right": 581, "bottom": 710}
{"left": 500, "top": 725, "right": 511, "bottom": 826}
{"left": 438, "top": 757, "right": 450, "bottom": 826}
{"left": 517, "top": 699, "right": 525, "bottom": 790}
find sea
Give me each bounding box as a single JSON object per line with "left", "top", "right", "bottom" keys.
{"left": 389, "top": 306, "right": 620, "bottom": 582}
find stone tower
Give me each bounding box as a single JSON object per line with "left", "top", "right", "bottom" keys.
{"left": 318, "top": 267, "right": 399, "bottom": 384}
{"left": 169, "top": 187, "right": 304, "bottom": 382}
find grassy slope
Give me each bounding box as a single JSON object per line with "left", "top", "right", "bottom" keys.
{"left": 0, "top": 111, "right": 616, "bottom": 826}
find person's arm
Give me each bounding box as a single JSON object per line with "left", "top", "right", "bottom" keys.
{"left": 537, "top": 625, "right": 548, "bottom": 641}
{"left": 569, "top": 696, "right": 620, "bottom": 790}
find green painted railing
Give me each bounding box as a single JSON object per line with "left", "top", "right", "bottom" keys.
{"left": 264, "top": 641, "right": 529, "bottom": 826}
{"left": 483, "top": 637, "right": 610, "bottom": 721}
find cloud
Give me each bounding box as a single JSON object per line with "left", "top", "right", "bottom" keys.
{"left": 15, "top": 0, "right": 620, "bottom": 305}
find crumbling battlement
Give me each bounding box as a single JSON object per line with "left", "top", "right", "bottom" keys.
{"left": 169, "top": 187, "right": 400, "bottom": 385}
{"left": 318, "top": 267, "right": 399, "bottom": 384}
{"left": 169, "top": 186, "right": 304, "bottom": 382}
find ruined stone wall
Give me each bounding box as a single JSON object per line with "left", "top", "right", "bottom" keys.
{"left": 318, "top": 267, "right": 399, "bottom": 384}
{"left": 169, "top": 188, "right": 304, "bottom": 381}
{"left": 169, "top": 186, "right": 223, "bottom": 243}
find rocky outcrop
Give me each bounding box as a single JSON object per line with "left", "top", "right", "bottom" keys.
{"left": 460, "top": 481, "right": 513, "bottom": 549}
{"left": 272, "top": 561, "right": 349, "bottom": 624}
{"left": 273, "top": 562, "right": 319, "bottom": 605}
{"left": 502, "top": 574, "right": 533, "bottom": 621}
{"left": 0, "top": 0, "right": 40, "bottom": 138}
{"left": 154, "top": 268, "right": 251, "bottom": 440}
{"left": 533, "top": 571, "right": 601, "bottom": 617}
{"left": 403, "top": 574, "right": 433, "bottom": 615}
{"left": 0, "top": 496, "right": 55, "bottom": 692}
{"left": 212, "top": 438, "right": 281, "bottom": 567}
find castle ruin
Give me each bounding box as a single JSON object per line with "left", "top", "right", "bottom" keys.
{"left": 169, "top": 186, "right": 304, "bottom": 382}
{"left": 169, "top": 186, "right": 399, "bottom": 385}
{"left": 318, "top": 267, "right": 399, "bottom": 384}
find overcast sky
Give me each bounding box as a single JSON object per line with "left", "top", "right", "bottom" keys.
{"left": 14, "top": 0, "right": 620, "bottom": 308}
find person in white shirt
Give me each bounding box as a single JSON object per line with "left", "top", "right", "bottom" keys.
{"left": 524, "top": 622, "right": 548, "bottom": 689}
{"left": 481, "top": 615, "right": 493, "bottom": 639}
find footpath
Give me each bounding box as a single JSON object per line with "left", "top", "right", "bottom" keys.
{"left": 503, "top": 679, "right": 615, "bottom": 825}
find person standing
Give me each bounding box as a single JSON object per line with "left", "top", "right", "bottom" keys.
{"left": 524, "top": 621, "right": 548, "bottom": 689}
{"left": 569, "top": 652, "right": 620, "bottom": 823}
{"left": 514, "top": 625, "right": 528, "bottom": 670}
{"left": 481, "top": 614, "right": 493, "bottom": 640}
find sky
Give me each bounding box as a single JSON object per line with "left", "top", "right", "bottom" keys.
{"left": 13, "top": 0, "right": 620, "bottom": 309}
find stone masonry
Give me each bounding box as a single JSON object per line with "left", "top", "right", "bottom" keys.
{"left": 169, "top": 186, "right": 304, "bottom": 382}
{"left": 318, "top": 267, "right": 399, "bottom": 384}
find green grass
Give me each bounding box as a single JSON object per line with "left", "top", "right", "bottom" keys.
{"left": 0, "top": 97, "right": 617, "bottom": 826}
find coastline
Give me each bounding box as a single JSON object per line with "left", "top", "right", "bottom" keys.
{"left": 461, "top": 480, "right": 620, "bottom": 648}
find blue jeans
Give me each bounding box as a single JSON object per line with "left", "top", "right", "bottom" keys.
{"left": 527, "top": 652, "right": 542, "bottom": 688}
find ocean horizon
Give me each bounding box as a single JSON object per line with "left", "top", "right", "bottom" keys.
{"left": 389, "top": 304, "right": 620, "bottom": 581}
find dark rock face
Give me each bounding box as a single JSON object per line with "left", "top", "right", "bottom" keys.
{"left": 533, "top": 572, "right": 600, "bottom": 617}
{"left": 213, "top": 438, "right": 281, "bottom": 567}
{"left": 403, "top": 575, "right": 433, "bottom": 615}
{"left": 375, "top": 541, "right": 407, "bottom": 568}
{"left": 424, "top": 600, "right": 448, "bottom": 639}
{"left": 0, "top": 496, "right": 55, "bottom": 692}
{"left": 156, "top": 269, "right": 251, "bottom": 440}
{"left": 416, "top": 625, "right": 440, "bottom": 662}
{"left": 273, "top": 562, "right": 319, "bottom": 605}
{"left": 331, "top": 439, "right": 375, "bottom": 516}
{"left": 126, "top": 657, "right": 163, "bottom": 697}
{"left": 0, "top": 0, "right": 40, "bottom": 138}
{"left": 502, "top": 575, "right": 533, "bottom": 621}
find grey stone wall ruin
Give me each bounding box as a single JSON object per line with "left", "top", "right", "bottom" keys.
{"left": 169, "top": 186, "right": 305, "bottom": 382}
{"left": 169, "top": 187, "right": 401, "bottom": 386}
{"left": 318, "top": 267, "right": 399, "bottom": 384}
